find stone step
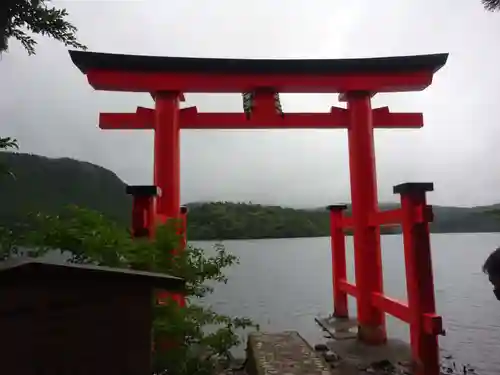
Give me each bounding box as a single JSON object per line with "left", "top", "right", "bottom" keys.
{"left": 246, "top": 331, "right": 331, "bottom": 375}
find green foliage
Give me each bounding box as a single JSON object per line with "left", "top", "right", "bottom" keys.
{"left": 483, "top": 0, "right": 500, "bottom": 11}
{"left": 0, "top": 137, "right": 18, "bottom": 178}
{"left": 486, "top": 209, "right": 500, "bottom": 218}
{"left": 0, "top": 137, "right": 18, "bottom": 150}
{"left": 9, "top": 205, "right": 256, "bottom": 375}
{"left": 1, "top": 0, "right": 87, "bottom": 55}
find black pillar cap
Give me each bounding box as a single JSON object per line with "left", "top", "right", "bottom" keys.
{"left": 126, "top": 185, "right": 162, "bottom": 197}
{"left": 393, "top": 182, "right": 434, "bottom": 195}
{"left": 327, "top": 204, "right": 348, "bottom": 211}
{"left": 180, "top": 206, "right": 188, "bottom": 214}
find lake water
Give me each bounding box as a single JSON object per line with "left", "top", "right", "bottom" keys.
{"left": 195, "top": 233, "right": 500, "bottom": 375}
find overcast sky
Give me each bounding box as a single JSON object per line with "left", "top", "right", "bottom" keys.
{"left": 1, "top": 0, "right": 499, "bottom": 208}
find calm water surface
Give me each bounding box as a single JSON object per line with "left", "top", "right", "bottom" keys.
{"left": 194, "top": 233, "right": 500, "bottom": 375}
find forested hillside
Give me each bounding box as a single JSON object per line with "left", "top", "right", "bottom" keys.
{"left": 0, "top": 153, "right": 131, "bottom": 226}
{"left": 0, "top": 152, "right": 498, "bottom": 240}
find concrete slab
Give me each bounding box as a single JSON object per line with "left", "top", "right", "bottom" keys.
{"left": 315, "top": 315, "right": 358, "bottom": 340}
{"left": 314, "top": 315, "right": 414, "bottom": 374}
{"left": 325, "top": 337, "right": 413, "bottom": 374}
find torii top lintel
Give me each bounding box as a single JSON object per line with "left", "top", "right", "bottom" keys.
{"left": 69, "top": 50, "right": 448, "bottom": 94}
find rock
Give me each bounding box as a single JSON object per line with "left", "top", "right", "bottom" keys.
{"left": 314, "top": 343, "right": 328, "bottom": 352}
{"left": 371, "top": 359, "right": 395, "bottom": 372}
{"left": 323, "top": 351, "right": 340, "bottom": 363}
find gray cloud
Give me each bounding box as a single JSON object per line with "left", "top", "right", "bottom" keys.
{"left": 1, "top": 0, "right": 499, "bottom": 207}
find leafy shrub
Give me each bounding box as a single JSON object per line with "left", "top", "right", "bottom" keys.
{"left": 1, "top": 205, "right": 257, "bottom": 375}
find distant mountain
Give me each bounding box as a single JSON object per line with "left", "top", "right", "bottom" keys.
{"left": 0, "top": 152, "right": 498, "bottom": 240}
{"left": 307, "top": 204, "right": 500, "bottom": 234}
{"left": 0, "top": 152, "right": 131, "bottom": 226}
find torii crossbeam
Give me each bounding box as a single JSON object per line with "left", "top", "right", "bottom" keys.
{"left": 99, "top": 105, "right": 423, "bottom": 129}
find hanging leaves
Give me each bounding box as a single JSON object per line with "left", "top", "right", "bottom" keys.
{"left": 1, "top": 0, "right": 87, "bottom": 55}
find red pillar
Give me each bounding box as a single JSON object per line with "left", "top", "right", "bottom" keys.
{"left": 345, "top": 91, "right": 386, "bottom": 344}
{"left": 154, "top": 92, "right": 181, "bottom": 219}
{"left": 153, "top": 93, "right": 185, "bottom": 307}
{"left": 126, "top": 185, "right": 160, "bottom": 238}
{"left": 328, "top": 205, "right": 349, "bottom": 318}
{"left": 168, "top": 205, "right": 188, "bottom": 308}
{"left": 396, "top": 182, "right": 439, "bottom": 375}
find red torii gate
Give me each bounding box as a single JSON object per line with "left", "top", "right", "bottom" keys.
{"left": 69, "top": 50, "right": 448, "bottom": 375}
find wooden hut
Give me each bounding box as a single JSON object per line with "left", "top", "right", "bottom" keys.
{"left": 0, "top": 258, "right": 185, "bottom": 375}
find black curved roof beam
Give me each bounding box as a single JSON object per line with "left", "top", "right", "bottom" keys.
{"left": 68, "top": 50, "right": 449, "bottom": 94}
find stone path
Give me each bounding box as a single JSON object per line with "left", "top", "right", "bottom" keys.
{"left": 246, "top": 331, "right": 332, "bottom": 375}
